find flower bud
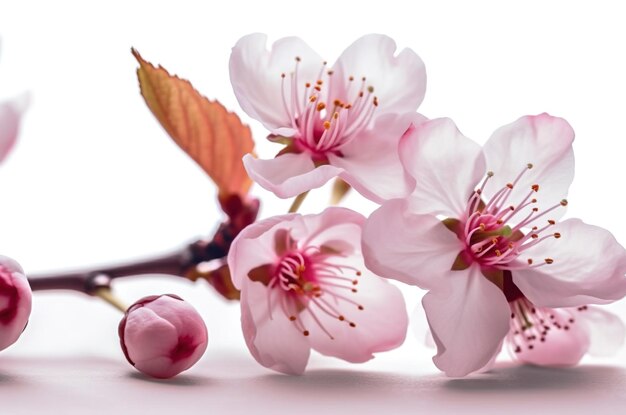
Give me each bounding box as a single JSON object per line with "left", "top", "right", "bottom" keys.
{"left": 0, "top": 255, "right": 32, "bottom": 351}
{"left": 118, "top": 294, "right": 208, "bottom": 379}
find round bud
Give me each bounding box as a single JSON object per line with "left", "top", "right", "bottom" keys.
{"left": 0, "top": 255, "right": 32, "bottom": 351}
{"left": 118, "top": 294, "right": 208, "bottom": 379}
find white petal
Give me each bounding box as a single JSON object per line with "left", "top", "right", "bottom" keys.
{"left": 513, "top": 218, "right": 626, "bottom": 307}
{"left": 423, "top": 266, "right": 510, "bottom": 377}
{"left": 298, "top": 207, "right": 365, "bottom": 250}
{"left": 330, "top": 112, "right": 425, "bottom": 203}
{"left": 362, "top": 199, "right": 461, "bottom": 289}
{"left": 482, "top": 114, "right": 574, "bottom": 220}
{"left": 243, "top": 153, "right": 342, "bottom": 199}
{"left": 400, "top": 118, "right": 486, "bottom": 218}
{"left": 230, "top": 33, "right": 324, "bottom": 132}
{"left": 241, "top": 280, "right": 311, "bottom": 375}
{"left": 302, "top": 254, "right": 408, "bottom": 363}
{"left": 332, "top": 34, "right": 426, "bottom": 118}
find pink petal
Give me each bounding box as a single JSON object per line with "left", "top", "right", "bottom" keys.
{"left": 510, "top": 308, "right": 590, "bottom": 367}
{"left": 123, "top": 307, "right": 179, "bottom": 363}
{"left": 579, "top": 306, "right": 625, "bottom": 357}
{"left": 228, "top": 213, "right": 300, "bottom": 289}
{"left": 362, "top": 199, "right": 461, "bottom": 289}
{"left": 329, "top": 112, "right": 426, "bottom": 203}
{"left": 243, "top": 153, "right": 342, "bottom": 199}
{"left": 424, "top": 326, "right": 506, "bottom": 375}
{"left": 241, "top": 279, "right": 311, "bottom": 375}
{"left": 332, "top": 34, "right": 426, "bottom": 119}
{"left": 513, "top": 218, "right": 626, "bottom": 307}
{"left": 482, "top": 114, "right": 574, "bottom": 220}
{"left": 298, "top": 207, "right": 365, "bottom": 249}
{"left": 229, "top": 34, "right": 324, "bottom": 133}
{"left": 301, "top": 254, "right": 408, "bottom": 363}
{"left": 400, "top": 118, "right": 486, "bottom": 218}
{"left": 477, "top": 347, "right": 501, "bottom": 373}
{"left": 423, "top": 266, "right": 510, "bottom": 377}
{"left": 0, "top": 99, "right": 22, "bottom": 163}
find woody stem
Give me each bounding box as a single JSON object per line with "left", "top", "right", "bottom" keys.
{"left": 26, "top": 239, "right": 221, "bottom": 296}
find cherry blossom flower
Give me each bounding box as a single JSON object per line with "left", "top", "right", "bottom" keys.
{"left": 229, "top": 34, "right": 426, "bottom": 202}
{"left": 506, "top": 303, "right": 624, "bottom": 367}
{"left": 119, "top": 294, "right": 208, "bottom": 379}
{"left": 0, "top": 255, "right": 32, "bottom": 351}
{"left": 363, "top": 114, "right": 626, "bottom": 377}
{"left": 228, "top": 208, "right": 407, "bottom": 375}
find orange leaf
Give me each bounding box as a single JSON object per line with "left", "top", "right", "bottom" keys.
{"left": 132, "top": 48, "right": 254, "bottom": 198}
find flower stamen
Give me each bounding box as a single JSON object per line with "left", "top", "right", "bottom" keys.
{"left": 455, "top": 163, "right": 564, "bottom": 271}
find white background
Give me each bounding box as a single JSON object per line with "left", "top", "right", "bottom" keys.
{"left": 1, "top": 0, "right": 626, "bottom": 412}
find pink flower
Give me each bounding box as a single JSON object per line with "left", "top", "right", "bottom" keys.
{"left": 506, "top": 303, "right": 624, "bottom": 366}
{"left": 363, "top": 114, "right": 626, "bottom": 377}
{"left": 118, "top": 294, "right": 208, "bottom": 379}
{"left": 229, "top": 34, "right": 426, "bottom": 202}
{"left": 228, "top": 207, "right": 408, "bottom": 375}
{"left": 0, "top": 97, "right": 25, "bottom": 164}
{"left": 0, "top": 255, "right": 32, "bottom": 351}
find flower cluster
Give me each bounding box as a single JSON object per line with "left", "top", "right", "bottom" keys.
{"left": 2, "top": 33, "right": 625, "bottom": 380}
{"left": 227, "top": 34, "right": 626, "bottom": 377}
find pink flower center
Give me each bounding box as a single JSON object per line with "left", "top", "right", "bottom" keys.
{"left": 456, "top": 163, "right": 566, "bottom": 271}
{"left": 279, "top": 57, "right": 379, "bottom": 161}
{"left": 254, "top": 231, "right": 366, "bottom": 339}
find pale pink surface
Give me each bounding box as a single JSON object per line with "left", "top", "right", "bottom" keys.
{"left": 228, "top": 208, "right": 408, "bottom": 374}
{"left": 4, "top": 353, "right": 626, "bottom": 415}
{"left": 119, "top": 294, "right": 208, "bottom": 379}
{"left": 363, "top": 114, "right": 626, "bottom": 377}
{"left": 0, "top": 255, "right": 32, "bottom": 351}
{"left": 230, "top": 33, "right": 426, "bottom": 202}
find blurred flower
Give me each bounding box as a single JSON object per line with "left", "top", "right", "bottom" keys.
{"left": 0, "top": 39, "right": 28, "bottom": 164}
{"left": 118, "top": 294, "right": 208, "bottom": 379}
{"left": 0, "top": 95, "right": 27, "bottom": 164}
{"left": 506, "top": 303, "right": 624, "bottom": 366}
{"left": 230, "top": 33, "right": 426, "bottom": 202}
{"left": 228, "top": 207, "right": 407, "bottom": 375}
{"left": 363, "top": 114, "right": 626, "bottom": 377}
{"left": 0, "top": 255, "right": 32, "bottom": 351}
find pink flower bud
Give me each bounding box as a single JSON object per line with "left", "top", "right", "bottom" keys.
{"left": 0, "top": 255, "right": 32, "bottom": 351}
{"left": 118, "top": 294, "right": 208, "bottom": 379}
